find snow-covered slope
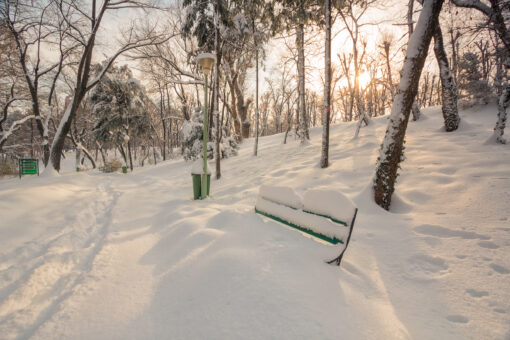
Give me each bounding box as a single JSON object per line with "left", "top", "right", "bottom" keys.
{"left": 0, "top": 104, "right": 509, "bottom": 340}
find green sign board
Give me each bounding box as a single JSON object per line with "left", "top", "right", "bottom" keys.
{"left": 19, "top": 158, "right": 39, "bottom": 178}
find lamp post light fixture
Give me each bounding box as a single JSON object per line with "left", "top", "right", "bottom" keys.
{"left": 196, "top": 53, "right": 216, "bottom": 199}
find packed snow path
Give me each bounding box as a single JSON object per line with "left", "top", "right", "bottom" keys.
{"left": 0, "top": 105, "right": 509, "bottom": 339}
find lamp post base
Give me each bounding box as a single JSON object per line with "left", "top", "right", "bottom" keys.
{"left": 193, "top": 174, "right": 211, "bottom": 200}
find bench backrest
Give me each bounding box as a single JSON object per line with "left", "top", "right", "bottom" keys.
{"left": 255, "top": 185, "right": 358, "bottom": 266}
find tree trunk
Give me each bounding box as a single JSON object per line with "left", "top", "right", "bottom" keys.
{"left": 80, "top": 144, "right": 96, "bottom": 169}
{"left": 449, "top": 28, "right": 459, "bottom": 83}
{"left": 384, "top": 44, "right": 395, "bottom": 101}
{"left": 429, "top": 75, "right": 436, "bottom": 106}
{"left": 127, "top": 140, "right": 134, "bottom": 171}
{"left": 493, "top": 84, "right": 508, "bottom": 143}
{"left": 253, "top": 45, "right": 260, "bottom": 156}
{"left": 283, "top": 109, "right": 293, "bottom": 144}
{"left": 98, "top": 144, "right": 107, "bottom": 166}
{"left": 214, "top": 4, "right": 222, "bottom": 179}
{"left": 407, "top": 0, "right": 422, "bottom": 122}
{"left": 50, "top": 95, "right": 81, "bottom": 171}
{"left": 152, "top": 140, "right": 157, "bottom": 165}
{"left": 374, "top": 0, "right": 445, "bottom": 210}
{"left": 226, "top": 74, "right": 244, "bottom": 141}
{"left": 75, "top": 148, "right": 81, "bottom": 171}
{"left": 433, "top": 25, "right": 460, "bottom": 131}
{"left": 411, "top": 101, "right": 421, "bottom": 121}
{"left": 159, "top": 86, "right": 167, "bottom": 160}
{"left": 238, "top": 95, "right": 252, "bottom": 139}
{"left": 321, "top": 0, "right": 331, "bottom": 169}
{"left": 296, "top": 1, "right": 308, "bottom": 144}
{"left": 118, "top": 144, "right": 128, "bottom": 168}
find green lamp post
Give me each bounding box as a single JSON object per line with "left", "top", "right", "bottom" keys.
{"left": 196, "top": 53, "right": 216, "bottom": 199}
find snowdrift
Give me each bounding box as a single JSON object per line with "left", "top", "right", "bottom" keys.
{"left": 0, "top": 104, "right": 509, "bottom": 340}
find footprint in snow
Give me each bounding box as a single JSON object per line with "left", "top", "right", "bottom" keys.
{"left": 404, "top": 255, "right": 449, "bottom": 281}
{"left": 438, "top": 167, "right": 457, "bottom": 175}
{"left": 270, "top": 169, "right": 287, "bottom": 177}
{"left": 477, "top": 241, "right": 499, "bottom": 249}
{"left": 465, "top": 288, "right": 489, "bottom": 298}
{"left": 422, "top": 237, "right": 442, "bottom": 247}
{"left": 413, "top": 224, "right": 490, "bottom": 240}
{"left": 446, "top": 315, "right": 469, "bottom": 324}
{"left": 408, "top": 254, "right": 448, "bottom": 272}
{"left": 489, "top": 263, "right": 510, "bottom": 274}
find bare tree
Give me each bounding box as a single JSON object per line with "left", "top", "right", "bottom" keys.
{"left": 321, "top": 0, "right": 332, "bottom": 168}
{"left": 433, "top": 24, "right": 460, "bottom": 131}
{"left": 374, "top": 0, "right": 445, "bottom": 210}
{"left": 407, "top": 0, "right": 422, "bottom": 121}
{"left": 2, "top": 0, "right": 75, "bottom": 165}
{"left": 337, "top": 0, "right": 374, "bottom": 136}
{"left": 451, "top": 0, "right": 509, "bottom": 143}
{"left": 47, "top": 0, "right": 169, "bottom": 172}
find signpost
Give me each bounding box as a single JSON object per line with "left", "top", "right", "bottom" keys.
{"left": 19, "top": 158, "right": 39, "bottom": 178}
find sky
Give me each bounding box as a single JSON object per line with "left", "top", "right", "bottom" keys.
{"left": 34, "top": 0, "right": 441, "bottom": 106}
{"left": 247, "top": 0, "right": 410, "bottom": 94}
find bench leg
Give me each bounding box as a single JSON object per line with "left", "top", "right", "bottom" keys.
{"left": 327, "top": 208, "right": 358, "bottom": 266}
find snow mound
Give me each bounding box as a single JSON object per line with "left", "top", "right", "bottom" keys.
{"left": 191, "top": 159, "right": 211, "bottom": 175}
{"left": 255, "top": 196, "right": 349, "bottom": 242}
{"left": 303, "top": 189, "right": 356, "bottom": 223}
{"left": 40, "top": 166, "right": 60, "bottom": 178}
{"left": 258, "top": 185, "right": 302, "bottom": 209}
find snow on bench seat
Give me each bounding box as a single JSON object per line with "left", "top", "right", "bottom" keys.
{"left": 302, "top": 189, "right": 356, "bottom": 226}
{"left": 255, "top": 186, "right": 358, "bottom": 265}
{"left": 258, "top": 185, "right": 303, "bottom": 210}
{"left": 255, "top": 196, "right": 349, "bottom": 244}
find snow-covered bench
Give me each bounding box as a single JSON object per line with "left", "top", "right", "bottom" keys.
{"left": 255, "top": 186, "right": 358, "bottom": 265}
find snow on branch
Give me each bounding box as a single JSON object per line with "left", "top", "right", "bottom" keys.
{"left": 163, "top": 79, "right": 204, "bottom": 85}
{"left": 85, "top": 33, "right": 174, "bottom": 91}
{"left": 451, "top": 0, "right": 492, "bottom": 16}
{"left": 0, "top": 115, "right": 35, "bottom": 144}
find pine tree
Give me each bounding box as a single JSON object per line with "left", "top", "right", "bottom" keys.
{"left": 90, "top": 65, "right": 152, "bottom": 171}
{"left": 458, "top": 52, "right": 492, "bottom": 104}
{"left": 181, "top": 106, "right": 238, "bottom": 161}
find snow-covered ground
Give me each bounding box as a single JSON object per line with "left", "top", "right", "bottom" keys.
{"left": 0, "top": 104, "right": 509, "bottom": 340}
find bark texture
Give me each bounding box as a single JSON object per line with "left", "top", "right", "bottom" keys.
{"left": 320, "top": 0, "right": 331, "bottom": 168}
{"left": 494, "top": 85, "right": 509, "bottom": 143}
{"left": 296, "top": 0, "right": 309, "bottom": 144}
{"left": 433, "top": 25, "right": 460, "bottom": 132}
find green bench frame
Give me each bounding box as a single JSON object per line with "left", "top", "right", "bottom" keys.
{"left": 255, "top": 202, "right": 358, "bottom": 266}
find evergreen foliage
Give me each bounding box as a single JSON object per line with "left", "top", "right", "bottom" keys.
{"left": 89, "top": 64, "right": 152, "bottom": 160}
{"left": 458, "top": 52, "right": 492, "bottom": 104}
{"left": 181, "top": 107, "right": 238, "bottom": 161}
{"left": 182, "top": 0, "right": 228, "bottom": 51}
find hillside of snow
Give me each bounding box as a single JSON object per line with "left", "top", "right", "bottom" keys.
{"left": 0, "top": 104, "right": 509, "bottom": 340}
